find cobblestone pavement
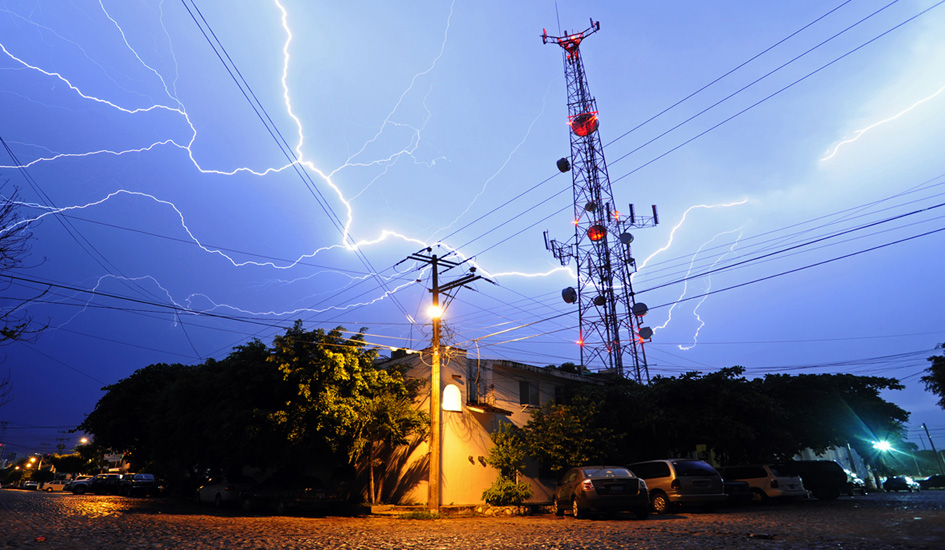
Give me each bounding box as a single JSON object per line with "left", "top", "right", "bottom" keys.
{"left": 2, "top": 489, "right": 944, "bottom": 549}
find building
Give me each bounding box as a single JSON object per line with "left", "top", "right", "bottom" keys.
{"left": 378, "top": 347, "right": 595, "bottom": 506}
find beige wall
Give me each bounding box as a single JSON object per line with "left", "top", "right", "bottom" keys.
{"left": 390, "top": 348, "right": 588, "bottom": 506}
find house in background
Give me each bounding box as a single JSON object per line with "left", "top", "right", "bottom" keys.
{"left": 378, "top": 346, "right": 595, "bottom": 506}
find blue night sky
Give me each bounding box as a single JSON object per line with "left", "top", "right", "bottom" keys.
{"left": 1, "top": 0, "right": 944, "bottom": 457}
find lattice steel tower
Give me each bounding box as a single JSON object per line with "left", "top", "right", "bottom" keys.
{"left": 542, "top": 20, "right": 658, "bottom": 382}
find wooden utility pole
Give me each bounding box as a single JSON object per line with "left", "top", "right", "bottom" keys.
{"left": 400, "top": 247, "right": 492, "bottom": 513}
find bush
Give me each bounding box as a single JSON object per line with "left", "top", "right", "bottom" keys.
{"left": 481, "top": 477, "right": 532, "bottom": 506}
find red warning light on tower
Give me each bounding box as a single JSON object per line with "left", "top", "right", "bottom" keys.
{"left": 569, "top": 112, "right": 599, "bottom": 136}
{"left": 587, "top": 224, "right": 607, "bottom": 241}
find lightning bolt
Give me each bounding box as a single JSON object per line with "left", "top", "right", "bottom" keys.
{"left": 634, "top": 199, "right": 750, "bottom": 277}
{"left": 821, "top": 83, "right": 945, "bottom": 161}
{"left": 7, "top": 191, "right": 428, "bottom": 269}
{"left": 651, "top": 228, "right": 743, "bottom": 335}
{"left": 657, "top": 229, "right": 744, "bottom": 350}
{"left": 0, "top": 0, "right": 476, "bottom": 332}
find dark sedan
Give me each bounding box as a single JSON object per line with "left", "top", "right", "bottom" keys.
{"left": 918, "top": 475, "right": 945, "bottom": 490}
{"left": 119, "top": 473, "right": 164, "bottom": 497}
{"left": 552, "top": 465, "right": 649, "bottom": 519}
{"left": 238, "top": 475, "right": 345, "bottom": 515}
{"left": 883, "top": 476, "right": 920, "bottom": 492}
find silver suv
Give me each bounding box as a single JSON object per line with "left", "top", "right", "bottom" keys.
{"left": 67, "top": 475, "right": 94, "bottom": 494}
{"left": 626, "top": 459, "right": 727, "bottom": 514}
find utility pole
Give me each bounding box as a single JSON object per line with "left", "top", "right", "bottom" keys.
{"left": 922, "top": 422, "right": 945, "bottom": 475}
{"left": 400, "top": 247, "right": 492, "bottom": 512}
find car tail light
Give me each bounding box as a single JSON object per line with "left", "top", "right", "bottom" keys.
{"left": 581, "top": 479, "right": 594, "bottom": 492}
{"left": 670, "top": 479, "right": 680, "bottom": 490}
{"left": 770, "top": 479, "right": 780, "bottom": 489}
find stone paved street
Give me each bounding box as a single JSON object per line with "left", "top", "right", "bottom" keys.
{"left": 2, "top": 489, "right": 945, "bottom": 549}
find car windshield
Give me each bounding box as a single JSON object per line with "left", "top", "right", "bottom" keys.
{"left": 582, "top": 467, "right": 633, "bottom": 479}
{"left": 673, "top": 460, "right": 718, "bottom": 477}
{"left": 768, "top": 465, "right": 794, "bottom": 477}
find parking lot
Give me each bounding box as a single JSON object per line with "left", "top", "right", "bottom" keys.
{"left": 2, "top": 488, "right": 944, "bottom": 549}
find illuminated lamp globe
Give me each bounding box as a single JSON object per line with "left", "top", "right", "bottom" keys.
{"left": 619, "top": 232, "right": 634, "bottom": 244}
{"left": 556, "top": 158, "right": 571, "bottom": 172}
{"left": 427, "top": 304, "right": 444, "bottom": 319}
{"left": 570, "top": 112, "right": 599, "bottom": 137}
{"left": 587, "top": 224, "right": 607, "bottom": 241}
{"left": 632, "top": 303, "right": 648, "bottom": 317}
{"left": 638, "top": 327, "right": 654, "bottom": 340}
{"left": 562, "top": 287, "right": 577, "bottom": 304}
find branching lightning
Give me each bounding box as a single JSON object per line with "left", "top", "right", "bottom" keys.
{"left": 634, "top": 199, "right": 749, "bottom": 277}
{"left": 821, "top": 83, "right": 945, "bottom": 161}
{"left": 652, "top": 229, "right": 744, "bottom": 350}
{"left": 0, "top": 0, "right": 480, "bottom": 328}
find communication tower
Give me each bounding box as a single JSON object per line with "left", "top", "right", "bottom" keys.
{"left": 542, "top": 20, "right": 658, "bottom": 381}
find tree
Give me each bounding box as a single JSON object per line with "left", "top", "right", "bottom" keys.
{"left": 921, "top": 345, "right": 945, "bottom": 410}
{"left": 269, "top": 321, "right": 428, "bottom": 501}
{"left": 0, "top": 188, "right": 47, "bottom": 408}
{"left": 522, "top": 395, "right": 619, "bottom": 477}
{"left": 0, "top": 187, "right": 46, "bottom": 345}
{"left": 481, "top": 422, "right": 532, "bottom": 505}
{"left": 348, "top": 369, "right": 427, "bottom": 504}
{"left": 758, "top": 372, "right": 908, "bottom": 462}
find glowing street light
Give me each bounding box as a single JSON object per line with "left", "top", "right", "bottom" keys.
{"left": 873, "top": 441, "right": 893, "bottom": 452}
{"left": 427, "top": 304, "right": 444, "bottom": 319}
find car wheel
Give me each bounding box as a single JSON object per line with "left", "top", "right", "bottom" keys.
{"left": 193, "top": 492, "right": 202, "bottom": 506}
{"left": 46, "top": 488, "right": 53, "bottom": 492}
{"left": 651, "top": 493, "right": 670, "bottom": 514}
{"left": 751, "top": 489, "right": 769, "bottom": 504}
{"left": 552, "top": 497, "right": 564, "bottom": 516}
{"left": 635, "top": 509, "right": 649, "bottom": 520}
{"left": 571, "top": 498, "right": 585, "bottom": 519}
{"left": 214, "top": 494, "right": 223, "bottom": 508}
{"left": 240, "top": 497, "right": 253, "bottom": 513}
{"left": 73, "top": 486, "right": 87, "bottom": 495}
{"left": 274, "top": 499, "right": 288, "bottom": 516}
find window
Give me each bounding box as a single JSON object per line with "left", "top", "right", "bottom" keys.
{"left": 519, "top": 381, "right": 540, "bottom": 406}
{"left": 554, "top": 385, "right": 565, "bottom": 404}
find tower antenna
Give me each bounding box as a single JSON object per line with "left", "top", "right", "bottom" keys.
{"left": 542, "top": 20, "right": 658, "bottom": 381}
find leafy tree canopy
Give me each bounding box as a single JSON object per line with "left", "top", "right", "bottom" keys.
{"left": 921, "top": 346, "right": 945, "bottom": 410}
{"left": 79, "top": 322, "right": 425, "bottom": 501}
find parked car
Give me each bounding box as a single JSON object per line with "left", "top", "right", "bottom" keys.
{"left": 845, "top": 469, "right": 867, "bottom": 495}
{"left": 89, "top": 473, "right": 123, "bottom": 495}
{"left": 717, "top": 464, "right": 807, "bottom": 502}
{"left": 626, "top": 459, "right": 727, "bottom": 514}
{"left": 785, "top": 460, "right": 847, "bottom": 500}
{"left": 238, "top": 475, "right": 345, "bottom": 515}
{"left": 23, "top": 480, "right": 39, "bottom": 490}
{"left": 195, "top": 475, "right": 258, "bottom": 508}
{"left": 883, "top": 476, "right": 920, "bottom": 492}
{"left": 722, "top": 480, "right": 754, "bottom": 506}
{"left": 918, "top": 474, "right": 945, "bottom": 490}
{"left": 68, "top": 476, "right": 94, "bottom": 494}
{"left": 42, "top": 479, "right": 69, "bottom": 492}
{"left": 552, "top": 465, "right": 649, "bottom": 519}
{"left": 119, "top": 473, "right": 164, "bottom": 497}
